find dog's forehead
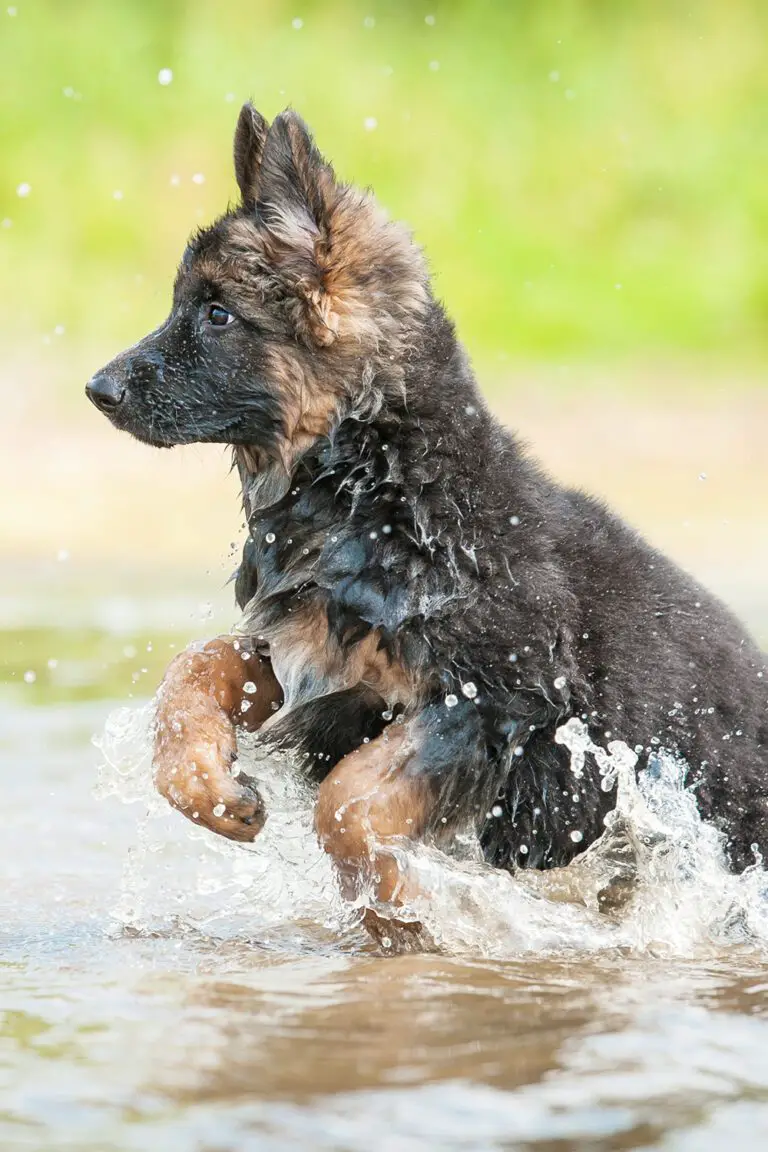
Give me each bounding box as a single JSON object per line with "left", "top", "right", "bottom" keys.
{"left": 173, "top": 224, "right": 229, "bottom": 299}
{"left": 180, "top": 219, "right": 227, "bottom": 275}
{"left": 176, "top": 215, "right": 268, "bottom": 294}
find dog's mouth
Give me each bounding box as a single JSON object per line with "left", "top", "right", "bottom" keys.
{"left": 86, "top": 378, "right": 248, "bottom": 450}
{"left": 85, "top": 390, "right": 173, "bottom": 448}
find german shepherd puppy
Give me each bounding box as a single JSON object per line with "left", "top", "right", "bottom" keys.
{"left": 87, "top": 105, "right": 767, "bottom": 915}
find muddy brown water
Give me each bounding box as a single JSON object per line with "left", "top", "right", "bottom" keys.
{"left": 2, "top": 590, "right": 768, "bottom": 1152}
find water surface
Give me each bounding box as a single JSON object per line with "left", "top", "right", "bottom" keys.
{"left": 2, "top": 602, "right": 768, "bottom": 1152}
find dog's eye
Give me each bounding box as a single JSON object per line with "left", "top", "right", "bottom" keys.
{"left": 206, "top": 304, "right": 234, "bottom": 328}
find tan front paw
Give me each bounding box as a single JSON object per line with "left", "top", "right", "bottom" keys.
{"left": 153, "top": 699, "right": 266, "bottom": 842}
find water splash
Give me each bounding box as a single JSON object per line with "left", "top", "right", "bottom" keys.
{"left": 94, "top": 707, "right": 768, "bottom": 960}
{"left": 94, "top": 707, "right": 361, "bottom": 949}
{"left": 398, "top": 718, "right": 768, "bottom": 958}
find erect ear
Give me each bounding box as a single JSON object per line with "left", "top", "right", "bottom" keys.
{"left": 233, "top": 102, "right": 270, "bottom": 208}
{"left": 257, "top": 110, "right": 340, "bottom": 345}
{"left": 257, "top": 109, "right": 335, "bottom": 243}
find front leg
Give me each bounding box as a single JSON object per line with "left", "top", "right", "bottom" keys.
{"left": 153, "top": 636, "right": 283, "bottom": 841}
{"left": 313, "top": 701, "right": 493, "bottom": 944}
{"left": 313, "top": 720, "right": 438, "bottom": 951}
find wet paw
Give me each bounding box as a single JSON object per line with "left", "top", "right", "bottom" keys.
{"left": 158, "top": 752, "right": 267, "bottom": 842}
{"left": 153, "top": 700, "right": 267, "bottom": 842}
{"left": 202, "top": 766, "right": 267, "bottom": 841}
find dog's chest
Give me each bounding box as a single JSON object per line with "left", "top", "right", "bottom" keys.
{"left": 235, "top": 468, "right": 411, "bottom": 711}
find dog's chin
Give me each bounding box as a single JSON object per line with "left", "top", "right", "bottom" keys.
{"left": 111, "top": 413, "right": 232, "bottom": 450}
{"left": 111, "top": 419, "right": 177, "bottom": 449}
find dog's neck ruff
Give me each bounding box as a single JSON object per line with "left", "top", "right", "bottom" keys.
{"left": 235, "top": 448, "right": 294, "bottom": 520}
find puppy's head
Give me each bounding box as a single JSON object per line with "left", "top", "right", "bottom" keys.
{"left": 87, "top": 105, "right": 427, "bottom": 462}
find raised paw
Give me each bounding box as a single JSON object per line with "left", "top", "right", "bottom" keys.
{"left": 153, "top": 691, "right": 266, "bottom": 842}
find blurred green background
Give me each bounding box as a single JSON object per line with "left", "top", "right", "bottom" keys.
{"left": 0, "top": 0, "right": 766, "bottom": 702}
{"left": 3, "top": 0, "right": 768, "bottom": 366}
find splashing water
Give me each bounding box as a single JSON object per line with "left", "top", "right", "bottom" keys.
{"left": 94, "top": 706, "right": 360, "bottom": 950}
{"left": 94, "top": 706, "right": 768, "bottom": 960}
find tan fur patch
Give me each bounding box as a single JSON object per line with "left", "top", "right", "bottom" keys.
{"left": 314, "top": 723, "right": 433, "bottom": 904}
{"left": 264, "top": 599, "right": 417, "bottom": 715}
{"left": 264, "top": 344, "right": 343, "bottom": 465}
{"left": 222, "top": 185, "right": 427, "bottom": 358}
{"left": 319, "top": 190, "right": 429, "bottom": 350}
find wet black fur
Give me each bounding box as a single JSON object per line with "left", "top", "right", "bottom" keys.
{"left": 235, "top": 310, "right": 767, "bottom": 872}
{"left": 90, "top": 107, "right": 768, "bottom": 874}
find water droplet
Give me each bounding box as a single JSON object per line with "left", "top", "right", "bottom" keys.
{"left": 570, "top": 830, "right": 584, "bottom": 843}
{"left": 212, "top": 803, "right": 226, "bottom": 817}
{"left": 158, "top": 68, "right": 173, "bottom": 86}
{"left": 363, "top": 116, "right": 378, "bottom": 132}
{"left": 462, "top": 681, "right": 478, "bottom": 699}
{"left": 698, "top": 471, "right": 707, "bottom": 481}
{"left": 243, "top": 681, "right": 257, "bottom": 694}
{"left": 509, "top": 515, "right": 520, "bottom": 526}
{"left": 513, "top": 745, "right": 524, "bottom": 757}
{"left": 381, "top": 709, "right": 393, "bottom": 721}
{"left": 23, "top": 669, "right": 36, "bottom": 683}
{"left": 508, "top": 653, "right": 518, "bottom": 663}
{"left": 16, "top": 182, "right": 31, "bottom": 198}
{"left": 491, "top": 804, "right": 503, "bottom": 818}
{"left": 445, "top": 693, "right": 458, "bottom": 708}
{"left": 554, "top": 675, "right": 567, "bottom": 691}
{"left": 191, "top": 172, "right": 205, "bottom": 185}
{"left": 265, "top": 532, "right": 276, "bottom": 544}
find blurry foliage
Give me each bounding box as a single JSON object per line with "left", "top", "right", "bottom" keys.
{"left": 0, "top": 625, "right": 188, "bottom": 705}
{"left": 2, "top": 0, "right": 768, "bottom": 373}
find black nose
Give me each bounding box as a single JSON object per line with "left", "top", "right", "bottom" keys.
{"left": 86, "top": 372, "right": 125, "bottom": 413}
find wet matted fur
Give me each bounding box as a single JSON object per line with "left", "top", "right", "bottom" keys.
{"left": 88, "top": 104, "right": 767, "bottom": 873}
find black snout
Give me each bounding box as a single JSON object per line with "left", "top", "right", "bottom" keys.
{"left": 86, "top": 371, "right": 125, "bottom": 413}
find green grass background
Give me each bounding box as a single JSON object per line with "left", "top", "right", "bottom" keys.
{"left": 2, "top": 0, "right": 768, "bottom": 377}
